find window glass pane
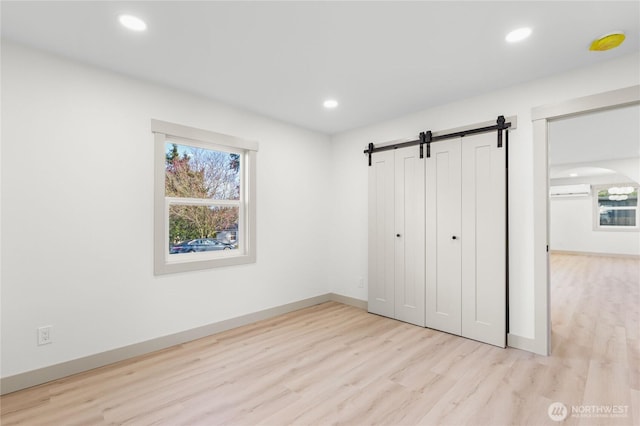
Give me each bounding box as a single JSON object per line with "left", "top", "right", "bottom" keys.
{"left": 168, "top": 205, "right": 239, "bottom": 253}
{"left": 597, "top": 186, "right": 638, "bottom": 227}
{"left": 597, "top": 187, "right": 638, "bottom": 207}
{"left": 599, "top": 208, "right": 636, "bottom": 227}
{"left": 165, "top": 142, "right": 240, "bottom": 200}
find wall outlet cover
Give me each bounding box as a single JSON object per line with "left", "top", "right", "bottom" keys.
{"left": 37, "top": 325, "right": 53, "bottom": 346}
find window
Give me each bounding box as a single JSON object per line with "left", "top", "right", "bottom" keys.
{"left": 152, "top": 120, "right": 257, "bottom": 274}
{"left": 594, "top": 184, "right": 639, "bottom": 231}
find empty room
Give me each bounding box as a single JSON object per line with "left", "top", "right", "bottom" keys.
{"left": 1, "top": 1, "right": 639, "bottom": 425}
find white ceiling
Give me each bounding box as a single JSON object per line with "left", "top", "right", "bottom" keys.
{"left": 549, "top": 166, "right": 617, "bottom": 180}
{"left": 1, "top": 1, "right": 639, "bottom": 135}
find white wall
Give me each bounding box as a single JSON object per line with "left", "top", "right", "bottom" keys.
{"left": 328, "top": 52, "right": 640, "bottom": 341}
{"left": 2, "top": 40, "right": 639, "bottom": 378}
{"left": 550, "top": 192, "right": 640, "bottom": 256}
{"left": 0, "top": 41, "right": 331, "bottom": 378}
{"left": 550, "top": 157, "right": 640, "bottom": 256}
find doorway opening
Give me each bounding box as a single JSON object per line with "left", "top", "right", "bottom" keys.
{"left": 547, "top": 104, "right": 640, "bottom": 354}
{"left": 531, "top": 85, "right": 640, "bottom": 355}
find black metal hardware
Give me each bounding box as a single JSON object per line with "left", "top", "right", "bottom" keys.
{"left": 396, "top": 234, "right": 401, "bottom": 237}
{"left": 497, "top": 115, "right": 506, "bottom": 148}
{"left": 429, "top": 117, "right": 511, "bottom": 143}
{"left": 419, "top": 132, "right": 425, "bottom": 159}
{"left": 363, "top": 138, "right": 422, "bottom": 157}
{"left": 505, "top": 129, "right": 510, "bottom": 334}
{"left": 364, "top": 116, "right": 511, "bottom": 165}
{"left": 452, "top": 236, "right": 457, "bottom": 240}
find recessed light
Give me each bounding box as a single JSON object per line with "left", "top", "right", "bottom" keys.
{"left": 506, "top": 27, "right": 532, "bottom": 43}
{"left": 119, "top": 14, "right": 147, "bottom": 32}
{"left": 323, "top": 99, "right": 338, "bottom": 109}
{"left": 569, "top": 173, "right": 578, "bottom": 177}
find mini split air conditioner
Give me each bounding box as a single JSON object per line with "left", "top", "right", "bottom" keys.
{"left": 549, "top": 184, "right": 591, "bottom": 198}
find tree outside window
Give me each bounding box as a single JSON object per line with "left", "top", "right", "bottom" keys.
{"left": 165, "top": 143, "right": 240, "bottom": 247}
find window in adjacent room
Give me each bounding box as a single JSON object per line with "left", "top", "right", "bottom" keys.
{"left": 152, "top": 119, "right": 257, "bottom": 274}
{"left": 594, "top": 185, "right": 639, "bottom": 230}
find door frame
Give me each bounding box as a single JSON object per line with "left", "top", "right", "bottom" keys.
{"left": 531, "top": 85, "right": 640, "bottom": 356}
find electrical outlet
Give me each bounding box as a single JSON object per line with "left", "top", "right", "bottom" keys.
{"left": 358, "top": 277, "right": 365, "bottom": 288}
{"left": 37, "top": 325, "right": 53, "bottom": 346}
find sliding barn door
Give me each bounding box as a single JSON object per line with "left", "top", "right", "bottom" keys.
{"left": 394, "top": 148, "right": 425, "bottom": 326}
{"left": 426, "top": 138, "right": 462, "bottom": 335}
{"left": 368, "top": 147, "right": 425, "bottom": 327}
{"left": 368, "top": 150, "right": 395, "bottom": 318}
{"left": 461, "top": 132, "right": 506, "bottom": 347}
{"left": 370, "top": 129, "right": 506, "bottom": 346}
{"left": 426, "top": 133, "right": 506, "bottom": 347}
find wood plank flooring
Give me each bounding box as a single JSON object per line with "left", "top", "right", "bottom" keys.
{"left": 1, "top": 254, "right": 638, "bottom": 425}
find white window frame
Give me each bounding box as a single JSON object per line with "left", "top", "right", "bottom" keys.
{"left": 152, "top": 119, "right": 258, "bottom": 274}
{"left": 593, "top": 183, "right": 639, "bottom": 232}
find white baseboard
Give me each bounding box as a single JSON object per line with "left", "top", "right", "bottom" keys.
{"left": 550, "top": 250, "right": 640, "bottom": 259}
{"left": 1, "top": 293, "right": 343, "bottom": 395}
{"left": 1, "top": 293, "right": 368, "bottom": 395}
{"left": 507, "top": 333, "right": 547, "bottom": 355}
{"left": 328, "top": 293, "right": 367, "bottom": 310}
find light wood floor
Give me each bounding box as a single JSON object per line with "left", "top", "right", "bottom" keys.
{"left": 1, "top": 254, "right": 638, "bottom": 425}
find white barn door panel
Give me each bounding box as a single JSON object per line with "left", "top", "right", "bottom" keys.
{"left": 368, "top": 147, "right": 425, "bottom": 327}
{"left": 425, "top": 133, "right": 506, "bottom": 347}
{"left": 394, "top": 149, "right": 426, "bottom": 327}
{"left": 368, "top": 150, "right": 395, "bottom": 319}
{"left": 461, "top": 132, "right": 506, "bottom": 347}
{"left": 426, "top": 139, "right": 462, "bottom": 335}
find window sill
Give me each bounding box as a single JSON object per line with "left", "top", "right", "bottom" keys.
{"left": 593, "top": 226, "right": 639, "bottom": 232}
{"left": 155, "top": 252, "right": 257, "bottom": 275}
